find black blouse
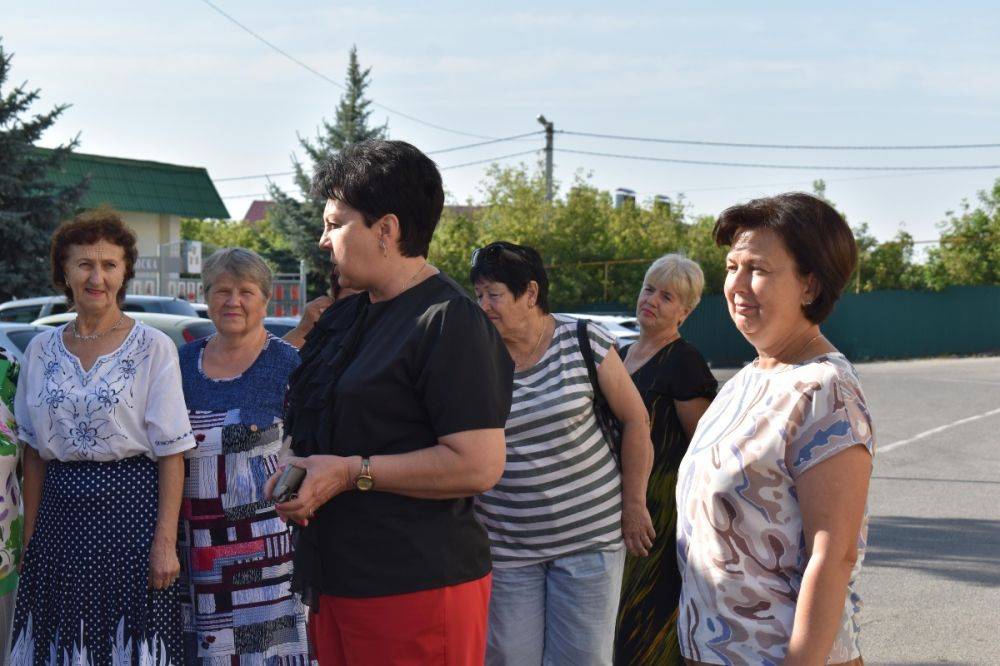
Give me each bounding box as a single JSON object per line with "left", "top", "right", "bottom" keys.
{"left": 285, "top": 273, "right": 514, "bottom": 598}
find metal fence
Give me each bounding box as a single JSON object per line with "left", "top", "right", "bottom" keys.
{"left": 595, "top": 285, "right": 1000, "bottom": 368}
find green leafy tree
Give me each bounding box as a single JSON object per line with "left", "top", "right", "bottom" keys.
{"left": 268, "top": 46, "right": 387, "bottom": 296}
{"left": 180, "top": 217, "right": 297, "bottom": 272}
{"left": 856, "top": 229, "right": 925, "bottom": 291}
{"left": 923, "top": 178, "right": 1000, "bottom": 289}
{"left": 0, "top": 39, "right": 87, "bottom": 301}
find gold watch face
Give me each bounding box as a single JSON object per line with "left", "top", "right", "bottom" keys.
{"left": 356, "top": 475, "right": 374, "bottom": 491}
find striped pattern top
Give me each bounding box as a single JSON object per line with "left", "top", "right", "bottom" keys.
{"left": 477, "top": 315, "right": 624, "bottom": 567}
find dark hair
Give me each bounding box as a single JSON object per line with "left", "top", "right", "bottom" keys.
{"left": 713, "top": 192, "right": 857, "bottom": 324}
{"left": 469, "top": 241, "right": 550, "bottom": 313}
{"left": 311, "top": 140, "right": 444, "bottom": 257}
{"left": 51, "top": 207, "right": 138, "bottom": 305}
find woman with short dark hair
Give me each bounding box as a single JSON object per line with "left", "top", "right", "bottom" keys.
{"left": 471, "top": 241, "right": 655, "bottom": 666}
{"left": 12, "top": 209, "right": 193, "bottom": 664}
{"left": 267, "top": 140, "right": 513, "bottom": 666}
{"left": 676, "top": 193, "right": 875, "bottom": 665}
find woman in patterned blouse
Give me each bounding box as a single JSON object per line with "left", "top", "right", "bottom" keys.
{"left": 12, "top": 209, "right": 195, "bottom": 664}
{"left": 676, "top": 193, "right": 875, "bottom": 666}
{"left": 176, "top": 248, "right": 310, "bottom": 663}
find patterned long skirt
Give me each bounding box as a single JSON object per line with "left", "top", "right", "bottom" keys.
{"left": 10, "top": 455, "right": 183, "bottom": 665}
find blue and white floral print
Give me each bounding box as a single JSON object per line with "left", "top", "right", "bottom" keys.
{"left": 14, "top": 322, "right": 195, "bottom": 462}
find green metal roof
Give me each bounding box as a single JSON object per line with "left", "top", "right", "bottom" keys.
{"left": 41, "top": 149, "right": 230, "bottom": 219}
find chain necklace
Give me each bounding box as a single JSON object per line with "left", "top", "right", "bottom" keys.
{"left": 515, "top": 316, "right": 549, "bottom": 371}
{"left": 758, "top": 331, "right": 823, "bottom": 369}
{"left": 72, "top": 313, "right": 126, "bottom": 341}
{"left": 405, "top": 262, "right": 428, "bottom": 287}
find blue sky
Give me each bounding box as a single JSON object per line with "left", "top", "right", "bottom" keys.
{"left": 4, "top": 1, "right": 999, "bottom": 244}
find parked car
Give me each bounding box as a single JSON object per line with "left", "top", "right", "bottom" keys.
{"left": 0, "top": 294, "right": 198, "bottom": 323}
{"left": 190, "top": 303, "right": 210, "bottom": 319}
{"left": 0, "top": 323, "right": 53, "bottom": 365}
{"left": 559, "top": 313, "right": 640, "bottom": 346}
{"left": 263, "top": 316, "right": 300, "bottom": 338}
{"left": 32, "top": 312, "right": 216, "bottom": 348}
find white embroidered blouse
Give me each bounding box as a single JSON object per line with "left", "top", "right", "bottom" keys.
{"left": 14, "top": 322, "right": 196, "bottom": 462}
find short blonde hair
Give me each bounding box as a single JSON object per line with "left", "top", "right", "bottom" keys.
{"left": 202, "top": 248, "right": 273, "bottom": 299}
{"left": 643, "top": 254, "right": 705, "bottom": 311}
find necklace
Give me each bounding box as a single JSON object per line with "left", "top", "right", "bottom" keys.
{"left": 405, "top": 262, "right": 428, "bottom": 287}
{"left": 758, "top": 331, "right": 822, "bottom": 369}
{"left": 515, "top": 316, "right": 549, "bottom": 370}
{"left": 72, "top": 313, "right": 126, "bottom": 341}
{"left": 790, "top": 332, "right": 822, "bottom": 362}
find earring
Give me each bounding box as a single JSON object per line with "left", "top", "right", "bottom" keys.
{"left": 379, "top": 239, "right": 388, "bottom": 258}
{"left": 803, "top": 299, "right": 813, "bottom": 306}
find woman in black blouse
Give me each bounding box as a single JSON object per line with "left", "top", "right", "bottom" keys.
{"left": 267, "top": 140, "right": 513, "bottom": 666}
{"left": 614, "top": 254, "right": 717, "bottom": 665}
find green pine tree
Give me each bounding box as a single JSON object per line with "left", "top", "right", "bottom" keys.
{"left": 268, "top": 46, "right": 387, "bottom": 296}
{"left": 0, "top": 39, "right": 87, "bottom": 302}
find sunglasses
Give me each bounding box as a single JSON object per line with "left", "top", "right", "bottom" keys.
{"left": 470, "top": 243, "right": 530, "bottom": 268}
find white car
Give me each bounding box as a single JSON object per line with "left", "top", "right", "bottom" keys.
{"left": 559, "top": 313, "right": 640, "bottom": 346}
{"left": 0, "top": 294, "right": 199, "bottom": 323}
{"left": 0, "top": 323, "right": 53, "bottom": 365}
{"left": 33, "top": 312, "right": 216, "bottom": 348}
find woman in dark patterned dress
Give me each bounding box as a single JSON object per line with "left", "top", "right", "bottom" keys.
{"left": 615, "top": 254, "right": 717, "bottom": 666}
{"left": 177, "top": 248, "right": 309, "bottom": 664}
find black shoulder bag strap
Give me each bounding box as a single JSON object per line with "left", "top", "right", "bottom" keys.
{"left": 576, "top": 318, "right": 622, "bottom": 467}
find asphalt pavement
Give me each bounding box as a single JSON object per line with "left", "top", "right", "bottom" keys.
{"left": 712, "top": 355, "right": 1000, "bottom": 665}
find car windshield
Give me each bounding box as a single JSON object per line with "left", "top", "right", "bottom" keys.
{"left": 6, "top": 328, "right": 46, "bottom": 352}
{"left": 158, "top": 300, "right": 198, "bottom": 317}
{"left": 0, "top": 306, "right": 42, "bottom": 323}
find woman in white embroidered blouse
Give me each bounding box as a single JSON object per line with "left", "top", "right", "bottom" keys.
{"left": 10, "top": 209, "right": 195, "bottom": 665}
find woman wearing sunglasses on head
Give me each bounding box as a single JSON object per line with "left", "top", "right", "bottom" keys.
{"left": 471, "top": 241, "right": 655, "bottom": 666}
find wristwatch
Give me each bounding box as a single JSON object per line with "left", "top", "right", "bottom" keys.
{"left": 354, "top": 457, "right": 374, "bottom": 492}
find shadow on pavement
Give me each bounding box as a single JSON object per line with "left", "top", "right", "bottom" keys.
{"left": 866, "top": 516, "right": 1000, "bottom": 587}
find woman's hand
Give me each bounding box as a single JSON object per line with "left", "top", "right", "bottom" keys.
{"left": 622, "top": 500, "right": 656, "bottom": 557}
{"left": 266, "top": 455, "right": 354, "bottom": 526}
{"left": 149, "top": 534, "right": 180, "bottom": 590}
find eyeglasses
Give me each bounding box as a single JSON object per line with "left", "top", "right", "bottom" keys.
{"left": 470, "top": 243, "right": 529, "bottom": 268}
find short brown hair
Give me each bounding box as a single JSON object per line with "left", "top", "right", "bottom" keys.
{"left": 713, "top": 193, "right": 857, "bottom": 324}
{"left": 51, "top": 208, "right": 138, "bottom": 305}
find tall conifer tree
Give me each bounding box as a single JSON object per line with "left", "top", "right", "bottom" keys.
{"left": 0, "top": 39, "right": 87, "bottom": 301}
{"left": 268, "top": 46, "right": 387, "bottom": 295}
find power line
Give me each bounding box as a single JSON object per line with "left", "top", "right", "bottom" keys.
{"left": 198, "top": 0, "right": 496, "bottom": 140}
{"left": 213, "top": 132, "right": 544, "bottom": 183}
{"left": 437, "top": 150, "right": 540, "bottom": 170}
{"left": 559, "top": 130, "right": 1000, "bottom": 151}
{"left": 218, "top": 150, "right": 539, "bottom": 196}
{"left": 555, "top": 148, "right": 1000, "bottom": 172}
{"left": 427, "top": 131, "right": 543, "bottom": 155}
{"left": 671, "top": 169, "right": 977, "bottom": 195}
{"left": 215, "top": 171, "right": 295, "bottom": 183}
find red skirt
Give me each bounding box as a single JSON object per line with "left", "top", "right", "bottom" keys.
{"left": 308, "top": 574, "right": 491, "bottom": 665}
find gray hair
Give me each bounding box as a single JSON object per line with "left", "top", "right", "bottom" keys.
{"left": 643, "top": 253, "right": 705, "bottom": 312}
{"left": 202, "top": 247, "right": 273, "bottom": 299}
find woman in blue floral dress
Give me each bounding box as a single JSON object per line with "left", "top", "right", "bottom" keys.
{"left": 11, "top": 210, "right": 194, "bottom": 665}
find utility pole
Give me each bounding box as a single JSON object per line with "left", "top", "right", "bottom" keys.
{"left": 537, "top": 114, "right": 554, "bottom": 201}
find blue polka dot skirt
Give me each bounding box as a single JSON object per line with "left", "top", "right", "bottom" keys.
{"left": 9, "top": 455, "right": 183, "bottom": 665}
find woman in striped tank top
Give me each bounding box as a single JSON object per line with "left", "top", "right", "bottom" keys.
{"left": 471, "top": 242, "right": 655, "bottom": 666}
